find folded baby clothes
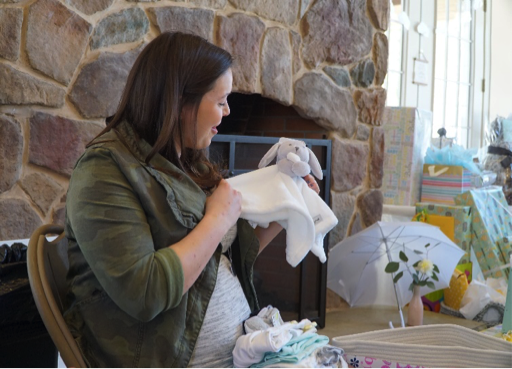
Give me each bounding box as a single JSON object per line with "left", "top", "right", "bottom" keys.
{"left": 250, "top": 330, "right": 330, "bottom": 368}
{"left": 244, "top": 305, "right": 285, "bottom": 334}
{"left": 233, "top": 326, "right": 293, "bottom": 368}
{"left": 233, "top": 319, "right": 321, "bottom": 368}
{"left": 234, "top": 306, "right": 342, "bottom": 368}
{"left": 262, "top": 346, "right": 346, "bottom": 368}
{"left": 226, "top": 165, "right": 338, "bottom": 267}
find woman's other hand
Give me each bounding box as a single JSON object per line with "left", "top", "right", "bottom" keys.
{"left": 303, "top": 174, "right": 320, "bottom": 194}
{"left": 205, "top": 179, "right": 242, "bottom": 233}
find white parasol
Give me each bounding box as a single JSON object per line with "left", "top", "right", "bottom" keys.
{"left": 327, "top": 221, "right": 465, "bottom": 327}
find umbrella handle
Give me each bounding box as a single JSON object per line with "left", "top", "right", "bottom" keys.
{"left": 389, "top": 270, "right": 406, "bottom": 328}
{"left": 398, "top": 308, "right": 405, "bottom": 328}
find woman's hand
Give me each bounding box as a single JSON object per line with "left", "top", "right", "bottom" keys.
{"left": 205, "top": 179, "right": 242, "bottom": 233}
{"left": 171, "top": 179, "right": 242, "bottom": 294}
{"left": 303, "top": 174, "right": 320, "bottom": 194}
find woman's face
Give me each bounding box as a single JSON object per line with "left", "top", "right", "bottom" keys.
{"left": 182, "top": 68, "right": 232, "bottom": 151}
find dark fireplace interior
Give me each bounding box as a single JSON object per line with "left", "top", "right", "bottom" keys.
{"left": 217, "top": 93, "right": 328, "bottom": 139}
{"left": 209, "top": 93, "right": 331, "bottom": 324}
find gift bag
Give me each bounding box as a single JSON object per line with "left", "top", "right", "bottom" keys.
{"left": 332, "top": 324, "right": 512, "bottom": 368}
{"left": 413, "top": 205, "right": 473, "bottom": 312}
{"left": 421, "top": 164, "right": 473, "bottom": 205}
{"left": 382, "top": 108, "right": 432, "bottom": 206}
{"left": 455, "top": 186, "right": 512, "bottom": 279}
{"left": 415, "top": 203, "right": 472, "bottom": 264}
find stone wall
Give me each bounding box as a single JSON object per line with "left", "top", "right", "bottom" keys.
{"left": 0, "top": 0, "right": 389, "bottom": 272}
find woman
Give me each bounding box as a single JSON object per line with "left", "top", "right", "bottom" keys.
{"left": 64, "top": 32, "right": 317, "bottom": 368}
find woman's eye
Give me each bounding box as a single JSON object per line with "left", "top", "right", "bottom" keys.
{"left": 219, "top": 102, "right": 226, "bottom": 107}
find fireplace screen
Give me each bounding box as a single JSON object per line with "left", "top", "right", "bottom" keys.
{"left": 209, "top": 135, "right": 332, "bottom": 328}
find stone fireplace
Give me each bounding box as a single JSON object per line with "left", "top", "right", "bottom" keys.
{"left": 0, "top": 0, "right": 389, "bottom": 309}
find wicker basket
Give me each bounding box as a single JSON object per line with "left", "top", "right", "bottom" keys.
{"left": 332, "top": 324, "right": 512, "bottom": 368}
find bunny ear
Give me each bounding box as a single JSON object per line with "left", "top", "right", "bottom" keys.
{"left": 258, "top": 142, "right": 280, "bottom": 168}
{"left": 307, "top": 147, "right": 323, "bottom": 180}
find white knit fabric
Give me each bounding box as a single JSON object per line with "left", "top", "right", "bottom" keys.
{"left": 188, "top": 254, "right": 251, "bottom": 368}
{"left": 221, "top": 224, "right": 237, "bottom": 253}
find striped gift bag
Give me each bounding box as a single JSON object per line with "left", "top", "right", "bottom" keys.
{"left": 420, "top": 164, "right": 473, "bottom": 205}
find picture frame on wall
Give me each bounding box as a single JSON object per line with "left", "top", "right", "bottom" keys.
{"left": 413, "top": 57, "right": 429, "bottom": 86}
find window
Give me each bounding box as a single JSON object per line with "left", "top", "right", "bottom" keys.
{"left": 384, "top": 0, "right": 406, "bottom": 107}
{"left": 432, "top": 0, "right": 474, "bottom": 147}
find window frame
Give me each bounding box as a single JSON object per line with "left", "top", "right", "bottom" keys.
{"left": 432, "top": 0, "right": 475, "bottom": 147}
{"left": 384, "top": 1, "right": 407, "bottom": 107}
{"left": 431, "top": 0, "right": 490, "bottom": 148}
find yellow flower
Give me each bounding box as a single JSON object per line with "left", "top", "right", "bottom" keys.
{"left": 415, "top": 259, "right": 434, "bottom": 276}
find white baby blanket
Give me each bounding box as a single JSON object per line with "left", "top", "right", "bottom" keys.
{"left": 226, "top": 165, "right": 338, "bottom": 267}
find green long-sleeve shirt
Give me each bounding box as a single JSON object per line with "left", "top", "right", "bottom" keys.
{"left": 64, "top": 121, "right": 260, "bottom": 367}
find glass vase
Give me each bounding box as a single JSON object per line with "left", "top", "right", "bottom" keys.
{"left": 407, "top": 285, "right": 424, "bottom": 326}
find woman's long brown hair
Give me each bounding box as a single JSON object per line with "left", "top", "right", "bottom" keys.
{"left": 97, "top": 32, "right": 232, "bottom": 191}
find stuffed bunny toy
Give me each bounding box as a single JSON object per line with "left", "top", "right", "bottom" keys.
{"left": 258, "top": 138, "right": 323, "bottom": 180}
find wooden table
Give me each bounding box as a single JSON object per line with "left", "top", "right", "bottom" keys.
{"left": 319, "top": 301, "right": 487, "bottom": 339}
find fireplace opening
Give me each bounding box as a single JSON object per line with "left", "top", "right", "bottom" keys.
{"left": 217, "top": 93, "right": 328, "bottom": 139}
{"left": 209, "top": 93, "right": 332, "bottom": 325}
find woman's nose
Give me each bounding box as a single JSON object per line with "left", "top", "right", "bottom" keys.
{"left": 223, "top": 103, "right": 230, "bottom": 116}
